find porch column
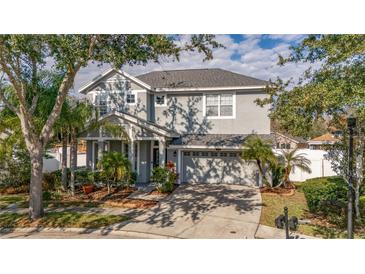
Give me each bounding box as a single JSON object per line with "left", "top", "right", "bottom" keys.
{"left": 98, "top": 140, "right": 104, "bottom": 165}
{"left": 129, "top": 140, "right": 135, "bottom": 171}
{"left": 158, "top": 139, "right": 166, "bottom": 167}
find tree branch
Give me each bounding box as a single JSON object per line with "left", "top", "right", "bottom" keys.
{"left": 29, "top": 94, "right": 39, "bottom": 114}
{"left": 40, "top": 36, "right": 99, "bottom": 148}
{"left": 0, "top": 88, "right": 19, "bottom": 115}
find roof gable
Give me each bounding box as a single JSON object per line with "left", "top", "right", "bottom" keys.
{"left": 78, "top": 68, "right": 151, "bottom": 94}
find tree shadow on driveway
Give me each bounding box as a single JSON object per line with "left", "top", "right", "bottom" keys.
{"left": 125, "top": 183, "right": 262, "bottom": 229}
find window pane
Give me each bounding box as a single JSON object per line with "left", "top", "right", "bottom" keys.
{"left": 156, "top": 95, "right": 165, "bottom": 105}
{"left": 220, "top": 94, "right": 232, "bottom": 105}
{"left": 220, "top": 105, "right": 232, "bottom": 116}
{"left": 206, "top": 95, "right": 219, "bottom": 106}
{"left": 207, "top": 106, "right": 218, "bottom": 116}
{"left": 126, "top": 94, "right": 135, "bottom": 104}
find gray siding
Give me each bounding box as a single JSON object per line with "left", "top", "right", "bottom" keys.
{"left": 154, "top": 90, "right": 270, "bottom": 135}
{"left": 85, "top": 71, "right": 148, "bottom": 120}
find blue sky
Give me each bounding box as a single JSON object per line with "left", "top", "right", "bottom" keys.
{"left": 74, "top": 34, "right": 309, "bottom": 92}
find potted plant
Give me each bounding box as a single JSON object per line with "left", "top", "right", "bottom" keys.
{"left": 82, "top": 171, "right": 95, "bottom": 194}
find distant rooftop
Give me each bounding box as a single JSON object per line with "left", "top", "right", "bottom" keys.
{"left": 310, "top": 133, "right": 339, "bottom": 142}
{"left": 136, "top": 68, "right": 267, "bottom": 89}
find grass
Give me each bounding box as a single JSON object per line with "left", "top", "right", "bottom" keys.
{"left": 0, "top": 194, "right": 28, "bottom": 209}
{"left": 0, "top": 212, "right": 129, "bottom": 229}
{"left": 260, "top": 190, "right": 365, "bottom": 239}
{"left": 44, "top": 200, "right": 102, "bottom": 208}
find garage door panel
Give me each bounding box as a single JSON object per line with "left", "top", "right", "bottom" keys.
{"left": 182, "top": 151, "right": 259, "bottom": 186}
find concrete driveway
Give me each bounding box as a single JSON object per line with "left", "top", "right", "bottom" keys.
{"left": 122, "top": 183, "right": 262, "bottom": 239}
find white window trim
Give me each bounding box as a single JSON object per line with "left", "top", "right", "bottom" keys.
{"left": 125, "top": 90, "right": 137, "bottom": 106}
{"left": 202, "top": 92, "right": 236, "bottom": 119}
{"left": 154, "top": 94, "right": 167, "bottom": 107}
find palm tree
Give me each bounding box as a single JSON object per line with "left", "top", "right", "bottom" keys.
{"left": 280, "top": 148, "right": 312, "bottom": 188}
{"left": 67, "top": 99, "right": 93, "bottom": 195}
{"left": 97, "top": 151, "right": 132, "bottom": 193}
{"left": 241, "top": 135, "right": 277, "bottom": 187}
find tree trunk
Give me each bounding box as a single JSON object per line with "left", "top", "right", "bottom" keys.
{"left": 29, "top": 149, "right": 44, "bottom": 220}
{"left": 61, "top": 130, "right": 68, "bottom": 191}
{"left": 256, "top": 160, "right": 268, "bottom": 187}
{"left": 283, "top": 166, "right": 291, "bottom": 188}
{"left": 70, "top": 128, "right": 77, "bottom": 196}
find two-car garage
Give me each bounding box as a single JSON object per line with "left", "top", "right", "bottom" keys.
{"left": 180, "top": 150, "right": 259, "bottom": 186}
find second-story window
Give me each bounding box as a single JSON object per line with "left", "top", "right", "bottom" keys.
{"left": 126, "top": 93, "right": 136, "bottom": 104}
{"left": 155, "top": 95, "right": 166, "bottom": 106}
{"left": 97, "top": 94, "right": 108, "bottom": 116}
{"left": 205, "top": 93, "right": 234, "bottom": 118}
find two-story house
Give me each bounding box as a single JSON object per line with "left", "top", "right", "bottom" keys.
{"left": 79, "top": 68, "right": 271, "bottom": 186}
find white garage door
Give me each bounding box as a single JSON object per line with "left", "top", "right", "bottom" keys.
{"left": 182, "top": 151, "right": 258, "bottom": 186}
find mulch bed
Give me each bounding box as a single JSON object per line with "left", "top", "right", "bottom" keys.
{"left": 61, "top": 186, "right": 137, "bottom": 202}
{"left": 47, "top": 186, "right": 160, "bottom": 209}
{"left": 260, "top": 187, "right": 295, "bottom": 196}
{"left": 0, "top": 185, "right": 29, "bottom": 195}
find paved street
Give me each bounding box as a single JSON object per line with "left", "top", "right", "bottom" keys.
{"left": 0, "top": 231, "right": 139, "bottom": 239}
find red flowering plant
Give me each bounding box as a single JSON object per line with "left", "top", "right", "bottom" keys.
{"left": 151, "top": 161, "right": 179, "bottom": 193}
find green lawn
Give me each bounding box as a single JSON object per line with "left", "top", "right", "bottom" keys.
{"left": 260, "top": 190, "right": 365, "bottom": 239}
{"left": 0, "top": 194, "right": 28, "bottom": 209}
{"left": 0, "top": 212, "right": 128, "bottom": 229}
{"left": 0, "top": 194, "right": 104, "bottom": 209}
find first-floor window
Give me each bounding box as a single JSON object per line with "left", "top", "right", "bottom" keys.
{"left": 205, "top": 93, "right": 234, "bottom": 118}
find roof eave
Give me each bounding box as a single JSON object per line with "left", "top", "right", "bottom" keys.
{"left": 154, "top": 85, "right": 267, "bottom": 92}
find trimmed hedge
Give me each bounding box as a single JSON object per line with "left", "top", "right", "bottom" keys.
{"left": 302, "top": 176, "right": 348, "bottom": 215}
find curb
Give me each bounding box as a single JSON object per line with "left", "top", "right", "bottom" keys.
{"left": 0, "top": 226, "right": 181, "bottom": 239}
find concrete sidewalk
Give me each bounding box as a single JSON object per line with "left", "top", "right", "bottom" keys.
{"left": 255, "top": 224, "right": 319, "bottom": 239}
{"left": 121, "top": 183, "right": 262, "bottom": 239}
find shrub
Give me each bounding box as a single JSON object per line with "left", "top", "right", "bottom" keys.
{"left": 42, "top": 191, "right": 52, "bottom": 201}
{"left": 271, "top": 164, "right": 285, "bottom": 187}
{"left": 151, "top": 161, "right": 178, "bottom": 193}
{"left": 42, "top": 190, "right": 62, "bottom": 201}
{"left": 302, "top": 176, "right": 348, "bottom": 216}
{"left": 360, "top": 195, "right": 365, "bottom": 215}
{"left": 128, "top": 172, "right": 138, "bottom": 186}
{"left": 43, "top": 173, "right": 57, "bottom": 191}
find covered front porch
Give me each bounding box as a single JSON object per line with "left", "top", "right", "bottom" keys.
{"left": 80, "top": 111, "right": 179, "bottom": 183}
{"left": 85, "top": 138, "right": 168, "bottom": 183}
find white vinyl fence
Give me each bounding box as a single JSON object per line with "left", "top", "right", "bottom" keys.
{"left": 274, "top": 149, "right": 337, "bottom": 182}
{"left": 43, "top": 147, "right": 86, "bottom": 173}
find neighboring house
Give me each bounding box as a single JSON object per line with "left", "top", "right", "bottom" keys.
{"left": 308, "top": 133, "right": 339, "bottom": 150}
{"left": 79, "top": 68, "right": 270, "bottom": 186}
{"left": 271, "top": 132, "right": 308, "bottom": 149}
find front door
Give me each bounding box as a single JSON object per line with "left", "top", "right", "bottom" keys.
{"left": 152, "top": 148, "right": 159, "bottom": 168}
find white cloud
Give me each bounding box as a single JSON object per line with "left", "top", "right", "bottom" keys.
{"left": 73, "top": 34, "right": 313, "bottom": 92}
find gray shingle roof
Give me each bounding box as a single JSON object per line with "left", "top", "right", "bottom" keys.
{"left": 136, "top": 68, "right": 267, "bottom": 89}
{"left": 171, "top": 134, "right": 273, "bottom": 147}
